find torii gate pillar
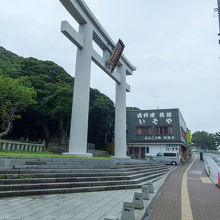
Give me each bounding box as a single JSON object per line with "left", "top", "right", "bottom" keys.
{"left": 113, "top": 65, "right": 128, "bottom": 158}
{"left": 65, "top": 23, "right": 93, "bottom": 157}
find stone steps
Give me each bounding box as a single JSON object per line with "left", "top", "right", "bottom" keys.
{"left": 0, "top": 166, "right": 167, "bottom": 174}
{"left": 0, "top": 172, "right": 167, "bottom": 197}
{"left": 0, "top": 171, "right": 167, "bottom": 191}
{"left": 0, "top": 158, "right": 172, "bottom": 197}
{"left": 0, "top": 184, "right": 140, "bottom": 198}
{"left": 0, "top": 167, "right": 168, "bottom": 180}
{"left": 14, "top": 163, "right": 166, "bottom": 169}
{"left": 15, "top": 164, "right": 163, "bottom": 169}
{"left": 0, "top": 168, "right": 167, "bottom": 184}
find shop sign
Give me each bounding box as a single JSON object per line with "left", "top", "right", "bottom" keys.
{"left": 137, "top": 111, "right": 173, "bottom": 125}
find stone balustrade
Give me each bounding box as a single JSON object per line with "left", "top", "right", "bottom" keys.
{"left": 0, "top": 139, "right": 45, "bottom": 152}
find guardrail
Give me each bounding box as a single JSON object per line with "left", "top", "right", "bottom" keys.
{"left": 0, "top": 139, "right": 45, "bottom": 152}
{"left": 204, "top": 155, "right": 220, "bottom": 185}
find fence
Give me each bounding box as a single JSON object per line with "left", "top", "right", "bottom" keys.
{"left": 0, "top": 139, "right": 45, "bottom": 152}
{"left": 204, "top": 155, "right": 220, "bottom": 185}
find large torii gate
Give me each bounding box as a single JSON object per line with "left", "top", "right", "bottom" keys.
{"left": 60, "top": 0, "right": 136, "bottom": 158}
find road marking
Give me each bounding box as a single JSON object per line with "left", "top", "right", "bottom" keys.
{"left": 200, "top": 177, "right": 212, "bottom": 184}
{"left": 181, "top": 155, "right": 197, "bottom": 220}
{"left": 187, "top": 177, "right": 200, "bottom": 181}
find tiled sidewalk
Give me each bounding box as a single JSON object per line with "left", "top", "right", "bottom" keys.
{"left": 0, "top": 189, "right": 136, "bottom": 220}
{"left": 150, "top": 154, "right": 220, "bottom": 220}
{"left": 149, "top": 161, "right": 187, "bottom": 220}
{"left": 188, "top": 158, "right": 220, "bottom": 220}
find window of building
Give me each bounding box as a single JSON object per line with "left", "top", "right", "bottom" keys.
{"left": 146, "top": 147, "right": 149, "bottom": 153}
{"left": 156, "top": 126, "right": 173, "bottom": 136}
{"left": 136, "top": 126, "right": 152, "bottom": 136}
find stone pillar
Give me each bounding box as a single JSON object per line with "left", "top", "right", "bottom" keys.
{"left": 63, "top": 23, "right": 93, "bottom": 157}
{"left": 113, "top": 65, "right": 129, "bottom": 159}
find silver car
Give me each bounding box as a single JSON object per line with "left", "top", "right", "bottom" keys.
{"left": 154, "top": 152, "right": 180, "bottom": 165}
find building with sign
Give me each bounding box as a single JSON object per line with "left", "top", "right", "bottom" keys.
{"left": 127, "top": 108, "right": 190, "bottom": 159}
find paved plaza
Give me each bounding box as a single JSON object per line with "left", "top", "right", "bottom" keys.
{"left": 0, "top": 175, "right": 167, "bottom": 220}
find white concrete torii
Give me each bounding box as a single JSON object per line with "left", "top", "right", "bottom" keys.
{"left": 60, "top": 0, "right": 136, "bottom": 158}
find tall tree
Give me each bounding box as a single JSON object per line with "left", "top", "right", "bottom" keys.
{"left": 42, "top": 83, "right": 73, "bottom": 144}
{"left": 88, "top": 89, "right": 115, "bottom": 148}
{"left": 0, "top": 75, "right": 37, "bottom": 138}
{"left": 192, "top": 131, "right": 217, "bottom": 150}
{"left": 214, "top": 132, "right": 220, "bottom": 146}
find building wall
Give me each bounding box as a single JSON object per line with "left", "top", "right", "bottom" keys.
{"left": 178, "top": 111, "right": 187, "bottom": 144}
{"left": 147, "top": 144, "right": 166, "bottom": 156}
{"left": 127, "top": 108, "right": 183, "bottom": 143}
{"left": 127, "top": 108, "right": 187, "bottom": 159}
{"left": 128, "top": 144, "right": 181, "bottom": 158}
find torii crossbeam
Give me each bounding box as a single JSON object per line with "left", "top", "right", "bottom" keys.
{"left": 60, "top": 0, "right": 136, "bottom": 158}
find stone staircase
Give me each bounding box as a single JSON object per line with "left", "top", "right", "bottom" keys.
{"left": 0, "top": 159, "right": 172, "bottom": 197}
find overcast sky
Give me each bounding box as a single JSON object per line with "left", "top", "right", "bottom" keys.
{"left": 0, "top": 0, "right": 220, "bottom": 134}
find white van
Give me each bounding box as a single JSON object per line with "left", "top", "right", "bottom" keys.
{"left": 154, "top": 152, "right": 180, "bottom": 165}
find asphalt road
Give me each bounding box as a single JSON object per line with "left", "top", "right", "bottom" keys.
{"left": 205, "top": 153, "right": 220, "bottom": 168}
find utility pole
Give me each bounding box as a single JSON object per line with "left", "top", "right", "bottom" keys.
{"left": 155, "top": 96, "right": 160, "bottom": 109}
{"left": 215, "top": 0, "right": 220, "bottom": 43}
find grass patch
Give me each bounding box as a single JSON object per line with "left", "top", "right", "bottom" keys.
{"left": 0, "top": 176, "right": 4, "bottom": 179}
{"left": 0, "top": 150, "right": 129, "bottom": 160}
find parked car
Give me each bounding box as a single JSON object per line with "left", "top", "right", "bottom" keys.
{"left": 154, "top": 152, "right": 180, "bottom": 165}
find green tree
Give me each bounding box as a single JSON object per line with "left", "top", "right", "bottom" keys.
{"left": 214, "top": 132, "right": 220, "bottom": 146}
{"left": 0, "top": 46, "right": 116, "bottom": 149}
{"left": 42, "top": 83, "right": 73, "bottom": 144}
{"left": 0, "top": 75, "right": 37, "bottom": 138}
{"left": 88, "top": 89, "right": 115, "bottom": 148}
{"left": 16, "top": 57, "right": 74, "bottom": 141}
{"left": 126, "top": 106, "right": 140, "bottom": 112}
{"left": 192, "top": 131, "right": 217, "bottom": 150}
